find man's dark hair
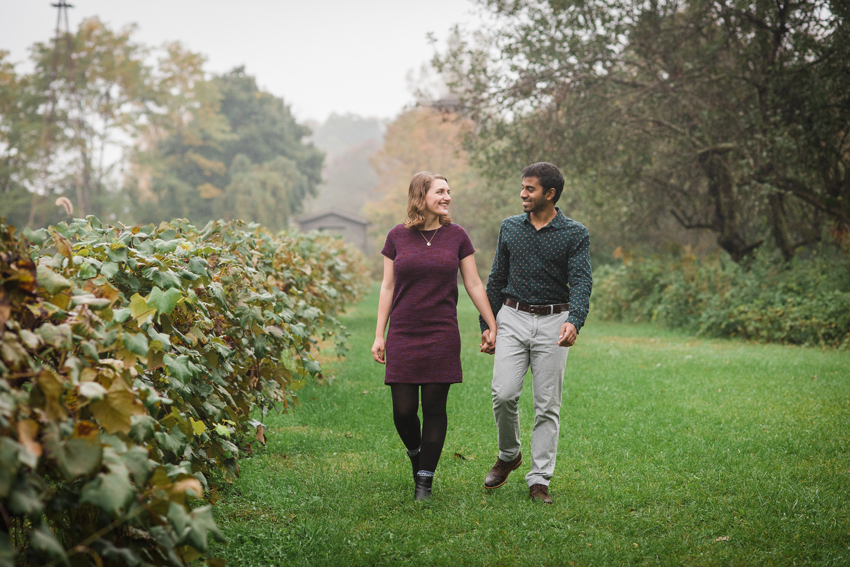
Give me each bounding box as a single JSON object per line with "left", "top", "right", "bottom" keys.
{"left": 522, "top": 162, "right": 565, "bottom": 204}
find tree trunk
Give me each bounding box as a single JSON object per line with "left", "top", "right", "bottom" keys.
{"left": 767, "top": 192, "right": 795, "bottom": 261}
{"left": 700, "top": 151, "right": 759, "bottom": 262}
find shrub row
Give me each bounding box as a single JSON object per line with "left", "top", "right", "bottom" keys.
{"left": 592, "top": 247, "right": 850, "bottom": 347}
{"left": 0, "top": 217, "right": 367, "bottom": 566}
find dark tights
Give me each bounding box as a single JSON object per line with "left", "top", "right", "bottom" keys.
{"left": 390, "top": 384, "right": 451, "bottom": 473}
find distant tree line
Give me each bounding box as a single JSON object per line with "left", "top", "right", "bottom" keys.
{"left": 0, "top": 18, "right": 322, "bottom": 231}
{"left": 434, "top": 0, "right": 850, "bottom": 263}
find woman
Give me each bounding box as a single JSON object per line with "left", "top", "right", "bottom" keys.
{"left": 371, "top": 171, "right": 497, "bottom": 501}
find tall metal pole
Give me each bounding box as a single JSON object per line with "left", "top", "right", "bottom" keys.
{"left": 27, "top": 1, "right": 80, "bottom": 227}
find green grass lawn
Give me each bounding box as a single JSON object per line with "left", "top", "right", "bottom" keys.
{"left": 211, "top": 285, "right": 850, "bottom": 566}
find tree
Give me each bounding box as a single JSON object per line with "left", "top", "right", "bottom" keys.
{"left": 0, "top": 18, "right": 150, "bottom": 227}
{"left": 29, "top": 17, "right": 150, "bottom": 220}
{"left": 435, "top": 0, "right": 850, "bottom": 262}
{"left": 0, "top": 51, "right": 43, "bottom": 228}
{"left": 134, "top": 66, "right": 323, "bottom": 230}
{"left": 365, "top": 106, "right": 495, "bottom": 273}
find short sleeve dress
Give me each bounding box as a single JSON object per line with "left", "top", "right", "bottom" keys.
{"left": 381, "top": 223, "right": 475, "bottom": 384}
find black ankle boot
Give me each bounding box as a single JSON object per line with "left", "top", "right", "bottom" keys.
{"left": 414, "top": 474, "right": 433, "bottom": 501}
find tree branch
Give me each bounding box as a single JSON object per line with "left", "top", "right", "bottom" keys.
{"left": 670, "top": 208, "right": 713, "bottom": 230}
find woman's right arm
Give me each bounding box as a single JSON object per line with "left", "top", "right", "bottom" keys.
{"left": 371, "top": 256, "right": 395, "bottom": 364}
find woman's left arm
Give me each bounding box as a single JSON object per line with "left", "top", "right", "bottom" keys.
{"left": 460, "top": 254, "right": 497, "bottom": 347}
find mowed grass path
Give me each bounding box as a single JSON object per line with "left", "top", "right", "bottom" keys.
{"left": 211, "top": 285, "right": 850, "bottom": 566}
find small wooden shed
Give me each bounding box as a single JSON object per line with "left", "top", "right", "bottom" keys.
{"left": 296, "top": 209, "right": 370, "bottom": 253}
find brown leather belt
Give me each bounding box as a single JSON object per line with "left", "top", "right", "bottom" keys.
{"left": 504, "top": 298, "right": 569, "bottom": 315}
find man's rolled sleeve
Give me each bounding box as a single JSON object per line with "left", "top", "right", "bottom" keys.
{"left": 480, "top": 223, "right": 509, "bottom": 332}
{"left": 566, "top": 231, "right": 592, "bottom": 332}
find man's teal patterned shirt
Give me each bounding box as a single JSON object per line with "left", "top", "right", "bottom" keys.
{"left": 479, "top": 208, "right": 593, "bottom": 333}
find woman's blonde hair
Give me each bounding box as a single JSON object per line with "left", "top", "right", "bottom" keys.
{"left": 403, "top": 171, "right": 452, "bottom": 229}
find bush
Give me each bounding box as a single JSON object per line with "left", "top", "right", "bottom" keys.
{"left": 591, "top": 247, "right": 850, "bottom": 347}
{"left": 0, "top": 216, "right": 367, "bottom": 566}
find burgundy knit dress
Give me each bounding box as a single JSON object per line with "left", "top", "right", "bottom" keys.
{"left": 381, "top": 223, "right": 475, "bottom": 384}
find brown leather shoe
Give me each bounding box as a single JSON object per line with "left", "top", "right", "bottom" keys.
{"left": 529, "top": 483, "right": 553, "bottom": 504}
{"left": 484, "top": 453, "right": 522, "bottom": 489}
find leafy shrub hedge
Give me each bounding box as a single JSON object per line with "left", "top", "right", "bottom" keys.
{"left": 0, "top": 217, "right": 367, "bottom": 566}
{"left": 592, "top": 247, "right": 850, "bottom": 347}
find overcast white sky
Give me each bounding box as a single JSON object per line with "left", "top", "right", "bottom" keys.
{"left": 0, "top": 0, "right": 483, "bottom": 123}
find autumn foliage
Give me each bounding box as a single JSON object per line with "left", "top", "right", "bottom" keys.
{"left": 0, "top": 216, "right": 366, "bottom": 565}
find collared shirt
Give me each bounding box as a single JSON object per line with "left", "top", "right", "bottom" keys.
{"left": 479, "top": 208, "right": 592, "bottom": 333}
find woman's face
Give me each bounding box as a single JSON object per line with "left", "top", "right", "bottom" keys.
{"left": 425, "top": 178, "right": 451, "bottom": 218}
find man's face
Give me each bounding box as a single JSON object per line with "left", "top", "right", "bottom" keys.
{"left": 520, "top": 177, "right": 554, "bottom": 214}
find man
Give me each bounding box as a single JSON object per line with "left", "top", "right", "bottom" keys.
{"left": 479, "top": 162, "right": 592, "bottom": 504}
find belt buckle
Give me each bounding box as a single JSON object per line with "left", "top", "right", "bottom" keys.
{"left": 531, "top": 304, "right": 551, "bottom": 315}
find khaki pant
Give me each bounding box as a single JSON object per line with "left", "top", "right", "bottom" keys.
{"left": 492, "top": 305, "right": 570, "bottom": 487}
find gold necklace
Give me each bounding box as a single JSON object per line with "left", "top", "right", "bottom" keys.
{"left": 419, "top": 225, "right": 441, "bottom": 246}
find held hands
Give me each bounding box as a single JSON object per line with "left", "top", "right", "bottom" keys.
{"left": 558, "top": 322, "right": 577, "bottom": 347}
{"left": 480, "top": 328, "right": 497, "bottom": 355}
{"left": 371, "top": 337, "right": 386, "bottom": 364}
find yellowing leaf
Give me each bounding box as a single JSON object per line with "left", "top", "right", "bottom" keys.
{"left": 16, "top": 419, "right": 41, "bottom": 459}
{"left": 36, "top": 370, "right": 67, "bottom": 421}
{"left": 48, "top": 227, "right": 74, "bottom": 260}
{"left": 170, "top": 478, "right": 204, "bottom": 501}
{"left": 190, "top": 418, "right": 206, "bottom": 436}
{"left": 129, "top": 293, "right": 154, "bottom": 325}
{"left": 89, "top": 383, "right": 147, "bottom": 434}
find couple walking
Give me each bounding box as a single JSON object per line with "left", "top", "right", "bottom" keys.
{"left": 371, "top": 163, "right": 592, "bottom": 503}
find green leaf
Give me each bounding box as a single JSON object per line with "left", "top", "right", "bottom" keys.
{"left": 151, "top": 269, "right": 182, "bottom": 289}
{"left": 122, "top": 445, "right": 153, "bottom": 487}
{"left": 112, "top": 307, "right": 132, "bottom": 323}
{"left": 128, "top": 414, "right": 156, "bottom": 444}
{"left": 58, "top": 438, "right": 103, "bottom": 480}
{"left": 70, "top": 294, "right": 112, "bottom": 310}
{"left": 23, "top": 227, "right": 48, "bottom": 246}
{"left": 78, "top": 261, "right": 98, "bottom": 280}
{"left": 148, "top": 286, "right": 182, "bottom": 315}
{"left": 8, "top": 478, "right": 42, "bottom": 515}
{"left": 164, "top": 354, "right": 194, "bottom": 382}
{"left": 36, "top": 323, "right": 73, "bottom": 349}
{"left": 98, "top": 540, "right": 143, "bottom": 566}
{"left": 147, "top": 327, "right": 172, "bottom": 349}
{"left": 154, "top": 239, "right": 180, "bottom": 254}
{"left": 187, "top": 256, "right": 210, "bottom": 277}
{"left": 29, "top": 525, "right": 68, "bottom": 566}
{"left": 170, "top": 503, "right": 225, "bottom": 552}
{"left": 124, "top": 332, "right": 150, "bottom": 356}
{"left": 80, "top": 467, "right": 134, "bottom": 516}
{"left": 178, "top": 269, "right": 200, "bottom": 281}
{"left": 0, "top": 439, "right": 20, "bottom": 498}
{"left": 301, "top": 306, "right": 322, "bottom": 320}
{"left": 36, "top": 265, "right": 71, "bottom": 295}
{"left": 154, "top": 425, "right": 187, "bottom": 454}
{"left": 303, "top": 358, "right": 322, "bottom": 376}
{"left": 106, "top": 245, "right": 129, "bottom": 263}
{"left": 101, "top": 261, "right": 120, "bottom": 278}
